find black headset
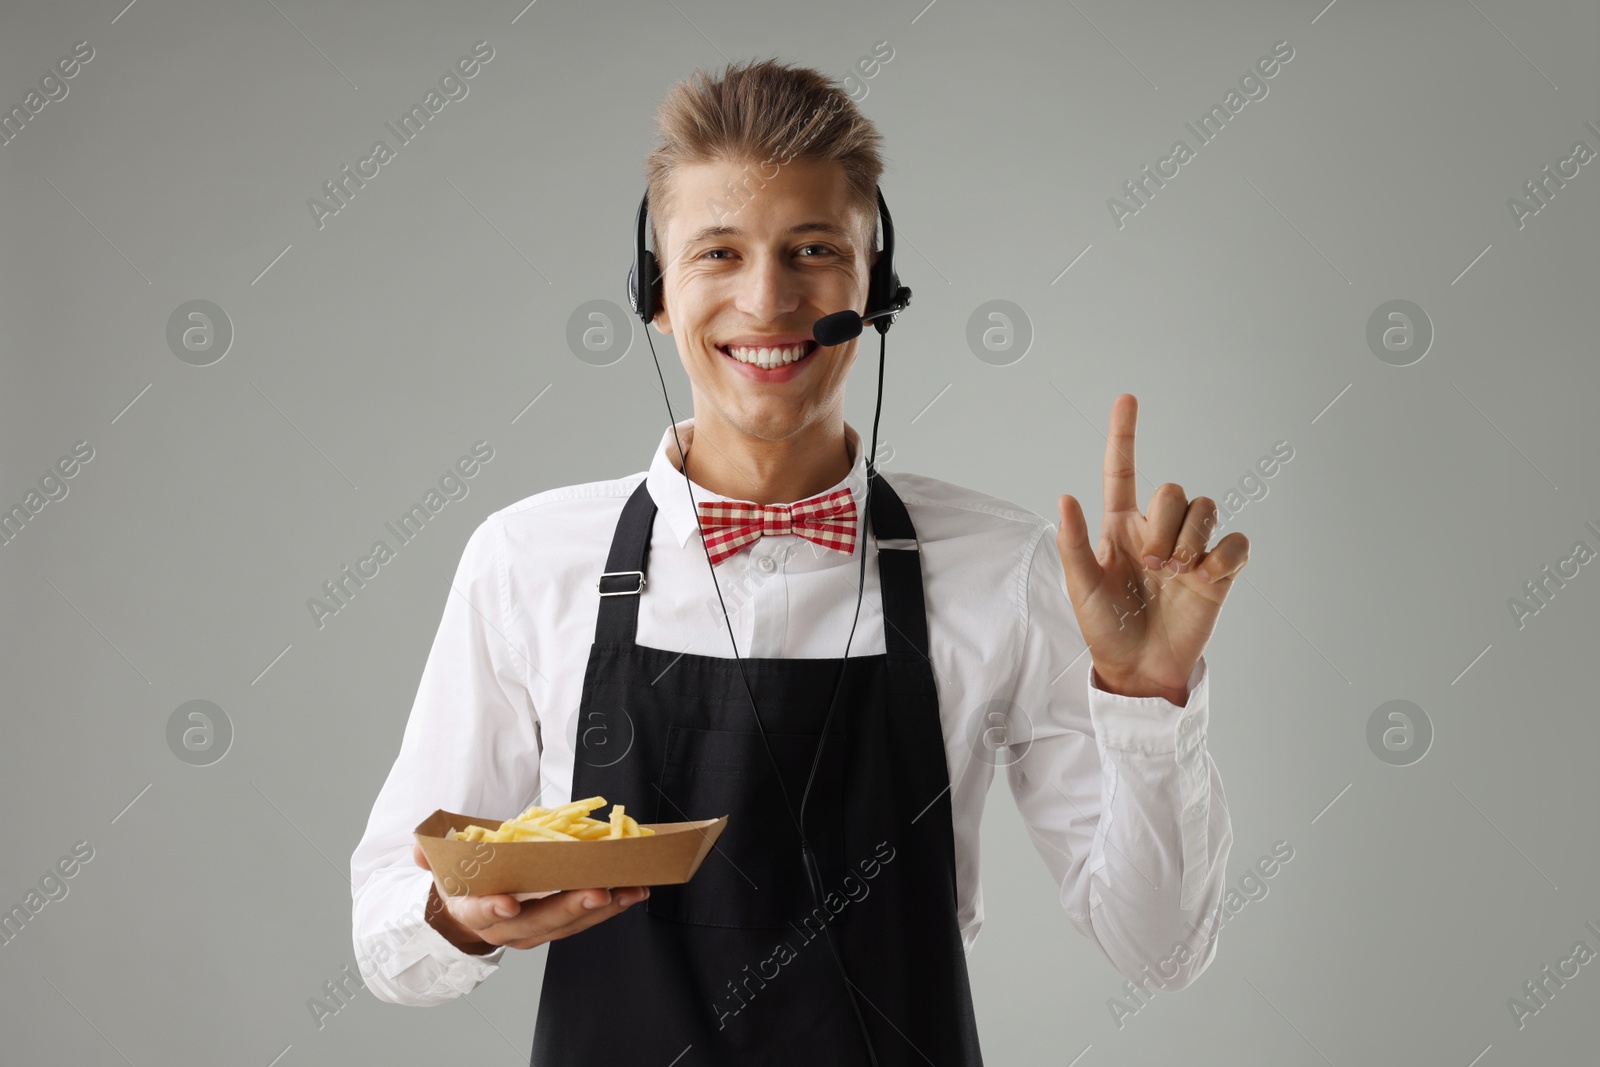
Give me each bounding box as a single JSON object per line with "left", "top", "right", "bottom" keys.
{"left": 626, "top": 185, "right": 911, "bottom": 333}
{"left": 627, "top": 182, "right": 910, "bottom": 1066}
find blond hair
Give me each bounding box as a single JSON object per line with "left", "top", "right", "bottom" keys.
{"left": 644, "top": 58, "right": 884, "bottom": 258}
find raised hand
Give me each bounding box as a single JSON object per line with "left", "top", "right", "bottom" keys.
{"left": 1055, "top": 394, "right": 1249, "bottom": 705}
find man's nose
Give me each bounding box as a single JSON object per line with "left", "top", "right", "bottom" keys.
{"left": 734, "top": 253, "right": 800, "bottom": 321}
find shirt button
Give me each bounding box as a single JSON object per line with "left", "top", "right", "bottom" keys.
{"left": 758, "top": 556, "right": 776, "bottom": 572}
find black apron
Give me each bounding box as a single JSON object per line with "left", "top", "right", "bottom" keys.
{"left": 530, "top": 472, "right": 985, "bottom": 1066}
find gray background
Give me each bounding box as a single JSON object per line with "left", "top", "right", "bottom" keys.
{"left": 2, "top": 0, "right": 1597, "bottom": 1064}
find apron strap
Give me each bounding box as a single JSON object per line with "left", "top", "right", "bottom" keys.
{"left": 866, "top": 471, "right": 931, "bottom": 660}
{"left": 594, "top": 472, "right": 930, "bottom": 659}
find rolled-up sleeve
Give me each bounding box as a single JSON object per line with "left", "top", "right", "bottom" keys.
{"left": 350, "top": 513, "right": 543, "bottom": 1006}
{"left": 1003, "top": 523, "right": 1233, "bottom": 992}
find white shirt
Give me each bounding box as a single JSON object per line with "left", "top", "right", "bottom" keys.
{"left": 350, "top": 418, "right": 1233, "bottom": 1006}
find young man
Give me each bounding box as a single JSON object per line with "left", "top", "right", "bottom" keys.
{"left": 352, "top": 59, "right": 1246, "bottom": 1064}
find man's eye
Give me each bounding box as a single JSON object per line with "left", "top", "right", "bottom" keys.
{"left": 696, "top": 245, "right": 833, "bottom": 260}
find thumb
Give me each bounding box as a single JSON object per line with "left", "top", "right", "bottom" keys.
{"left": 412, "top": 844, "right": 432, "bottom": 872}
{"left": 1056, "top": 495, "right": 1104, "bottom": 606}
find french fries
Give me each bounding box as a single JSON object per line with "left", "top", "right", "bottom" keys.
{"left": 450, "top": 795, "right": 656, "bottom": 843}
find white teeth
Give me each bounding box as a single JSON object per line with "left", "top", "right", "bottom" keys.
{"left": 724, "top": 343, "right": 811, "bottom": 368}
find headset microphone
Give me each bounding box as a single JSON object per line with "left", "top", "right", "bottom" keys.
{"left": 629, "top": 183, "right": 910, "bottom": 1067}
{"left": 812, "top": 298, "right": 910, "bottom": 348}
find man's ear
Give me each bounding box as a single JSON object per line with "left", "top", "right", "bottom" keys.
{"left": 650, "top": 224, "right": 672, "bottom": 334}
{"left": 646, "top": 260, "right": 672, "bottom": 331}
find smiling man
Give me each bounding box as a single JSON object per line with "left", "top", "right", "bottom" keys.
{"left": 352, "top": 58, "right": 1246, "bottom": 1065}
{"left": 654, "top": 152, "right": 865, "bottom": 504}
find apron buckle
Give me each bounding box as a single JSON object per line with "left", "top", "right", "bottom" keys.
{"left": 597, "top": 569, "right": 646, "bottom": 596}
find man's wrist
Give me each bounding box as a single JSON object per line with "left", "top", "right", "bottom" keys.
{"left": 1091, "top": 665, "right": 1189, "bottom": 707}
{"left": 425, "top": 881, "right": 497, "bottom": 956}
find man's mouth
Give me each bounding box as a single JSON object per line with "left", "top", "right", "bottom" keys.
{"left": 716, "top": 340, "right": 819, "bottom": 371}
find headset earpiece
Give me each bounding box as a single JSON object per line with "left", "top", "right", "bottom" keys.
{"left": 865, "top": 187, "right": 911, "bottom": 334}
{"left": 626, "top": 192, "right": 662, "bottom": 324}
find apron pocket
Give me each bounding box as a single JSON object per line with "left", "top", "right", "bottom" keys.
{"left": 647, "top": 725, "right": 849, "bottom": 930}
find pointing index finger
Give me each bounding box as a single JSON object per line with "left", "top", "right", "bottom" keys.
{"left": 1103, "top": 394, "right": 1139, "bottom": 515}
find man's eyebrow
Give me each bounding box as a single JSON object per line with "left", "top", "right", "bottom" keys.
{"left": 679, "top": 220, "right": 855, "bottom": 247}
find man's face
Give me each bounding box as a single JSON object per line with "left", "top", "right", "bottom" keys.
{"left": 653, "top": 157, "right": 876, "bottom": 443}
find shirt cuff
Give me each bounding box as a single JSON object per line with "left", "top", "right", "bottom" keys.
{"left": 1086, "top": 655, "right": 1209, "bottom": 756}
{"left": 373, "top": 870, "right": 508, "bottom": 988}
{"left": 1086, "top": 656, "right": 1214, "bottom": 910}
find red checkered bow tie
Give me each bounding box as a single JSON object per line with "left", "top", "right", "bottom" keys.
{"left": 694, "top": 487, "right": 858, "bottom": 566}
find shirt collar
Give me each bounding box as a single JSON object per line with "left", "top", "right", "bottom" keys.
{"left": 646, "top": 418, "right": 871, "bottom": 550}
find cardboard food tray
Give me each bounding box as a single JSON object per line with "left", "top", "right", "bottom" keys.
{"left": 414, "top": 808, "right": 728, "bottom": 900}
